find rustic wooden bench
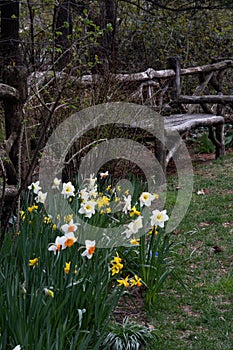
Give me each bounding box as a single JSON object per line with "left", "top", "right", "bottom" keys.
{"left": 138, "top": 57, "right": 233, "bottom": 166}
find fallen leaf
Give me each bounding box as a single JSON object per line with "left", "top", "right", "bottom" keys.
{"left": 198, "top": 222, "right": 213, "bottom": 227}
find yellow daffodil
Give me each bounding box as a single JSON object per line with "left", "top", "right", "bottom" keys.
{"left": 44, "top": 288, "right": 54, "bottom": 298}
{"left": 43, "top": 216, "right": 52, "bottom": 224}
{"left": 130, "top": 239, "right": 140, "bottom": 245}
{"left": 27, "top": 205, "right": 38, "bottom": 213}
{"left": 29, "top": 257, "right": 39, "bottom": 267}
{"left": 148, "top": 226, "right": 158, "bottom": 235}
{"left": 129, "top": 206, "right": 140, "bottom": 217}
{"left": 117, "top": 276, "right": 130, "bottom": 288}
{"left": 64, "top": 214, "right": 73, "bottom": 223}
{"left": 97, "top": 195, "right": 110, "bottom": 208}
{"left": 20, "top": 211, "right": 26, "bottom": 221}
{"left": 130, "top": 275, "right": 143, "bottom": 287}
{"left": 110, "top": 252, "right": 123, "bottom": 275}
{"left": 64, "top": 261, "right": 71, "bottom": 274}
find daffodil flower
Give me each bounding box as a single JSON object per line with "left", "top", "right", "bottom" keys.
{"left": 28, "top": 181, "right": 41, "bottom": 194}
{"left": 97, "top": 195, "right": 110, "bottom": 208}
{"left": 64, "top": 261, "right": 71, "bottom": 274}
{"left": 13, "top": 345, "right": 21, "bottom": 350}
{"left": 52, "top": 177, "right": 61, "bottom": 189}
{"left": 48, "top": 236, "right": 67, "bottom": 254}
{"left": 79, "top": 188, "right": 90, "bottom": 202}
{"left": 100, "top": 170, "right": 109, "bottom": 179}
{"left": 81, "top": 240, "right": 96, "bottom": 259}
{"left": 117, "top": 276, "right": 130, "bottom": 288}
{"left": 61, "top": 219, "right": 79, "bottom": 234}
{"left": 28, "top": 204, "right": 38, "bottom": 213}
{"left": 130, "top": 275, "right": 142, "bottom": 287}
{"left": 20, "top": 210, "right": 26, "bottom": 221}
{"left": 129, "top": 205, "right": 140, "bottom": 217}
{"left": 44, "top": 288, "right": 54, "bottom": 298}
{"left": 122, "top": 194, "right": 131, "bottom": 214}
{"left": 35, "top": 190, "right": 47, "bottom": 204}
{"left": 150, "top": 209, "right": 169, "bottom": 228}
{"left": 139, "top": 191, "right": 156, "bottom": 207}
{"left": 78, "top": 201, "right": 96, "bottom": 218}
{"left": 29, "top": 257, "right": 39, "bottom": 267}
{"left": 110, "top": 252, "right": 124, "bottom": 275}
{"left": 61, "top": 181, "right": 75, "bottom": 198}
{"left": 123, "top": 216, "right": 143, "bottom": 238}
{"left": 130, "top": 239, "right": 140, "bottom": 245}
{"left": 63, "top": 232, "right": 77, "bottom": 248}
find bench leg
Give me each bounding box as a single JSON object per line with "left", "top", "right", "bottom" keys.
{"left": 208, "top": 124, "right": 225, "bottom": 159}
{"left": 215, "top": 124, "right": 225, "bottom": 158}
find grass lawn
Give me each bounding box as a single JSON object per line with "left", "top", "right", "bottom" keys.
{"left": 150, "top": 151, "right": 233, "bottom": 349}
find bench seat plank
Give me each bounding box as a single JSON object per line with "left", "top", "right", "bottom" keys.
{"left": 164, "top": 113, "right": 224, "bottom": 133}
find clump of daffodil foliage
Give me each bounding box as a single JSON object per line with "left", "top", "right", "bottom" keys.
{"left": 0, "top": 171, "right": 180, "bottom": 349}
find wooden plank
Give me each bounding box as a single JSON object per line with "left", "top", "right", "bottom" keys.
{"left": 165, "top": 113, "right": 224, "bottom": 133}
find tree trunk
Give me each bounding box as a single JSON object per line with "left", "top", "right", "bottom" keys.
{"left": 0, "top": 1, "right": 28, "bottom": 185}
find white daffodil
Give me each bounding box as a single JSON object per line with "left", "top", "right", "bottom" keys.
{"left": 122, "top": 194, "right": 132, "bottom": 214}
{"left": 28, "top": 180, "right": 41, "bottom": 194}
{"left": 52, "top": 177, "right": 61, "bottom": 189}
{"left": 100, "top": 171, "right": 109, "bottom": 179}
{"left": 88, "top": 187, "right": 98, "bottom": 199}
{"left": 123, "top": 216, "right": 143, "bottom": 238}
{"left": 127, "top": 215, "right": 143, "bottom": 233}
{"left": 13, "top": 346, "right": 21, "bottom": 350}
{"left": 78, "top": 201, "right": 96, "bottom": 218}
{"left": 35, "top": 191, "right": 47, "bottom": 204}
{"left": 63, "top": 232, "right": 77, "bottom": 248}
{"left": 150, "top": 209, "right": 169, "bottom": 228}
{"left": 81, "top": 240, "right": 96, "bottom": 259}
{"left": 79, "top": 188, "right": 90, "bottom": 202}
{"left": 61, "top": 219, "right": 79, "bottom": 234}
{"left": 48, "top": 235, "right": 67, "bottom": 254}
{"left": 61, "top": 181, "right": 75, "bottom": 198}
{"left": 139, "top": 192, "right": 156, "bottom": 207}
{"left": 88, "top": 174, "right": 97, "bottom": 189}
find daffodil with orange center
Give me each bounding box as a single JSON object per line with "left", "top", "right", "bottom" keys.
{"left": 81, "top": 240, "right": 96, "bottom": 259}
{"left": 130, "top": 275, "right": 143, "bottom": 287}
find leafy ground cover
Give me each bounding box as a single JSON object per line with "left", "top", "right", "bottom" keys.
{"left": 149, "top": 151, "right": 233, "bottom": 349}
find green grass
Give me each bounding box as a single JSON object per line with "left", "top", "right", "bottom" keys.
{"left": 149, "top": 152, "right": 233, "bottom": 349}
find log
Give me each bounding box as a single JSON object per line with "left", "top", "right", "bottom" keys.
{"left": 27, "top": 60, "right": 233, "bottom": 88}
{"left": 178, "top": 95, "right": 233, "bottom": 104}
